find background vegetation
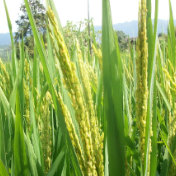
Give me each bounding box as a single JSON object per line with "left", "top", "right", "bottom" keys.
{"left": 1, "top": 0, "right": 176, "bottom": 176}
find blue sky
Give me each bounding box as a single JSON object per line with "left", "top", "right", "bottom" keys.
{"left": 0, "top": 0, "right": 176, "bottom": 33}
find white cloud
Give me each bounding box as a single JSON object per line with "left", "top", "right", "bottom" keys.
{"left": 0, "top": 0, "right": 176, "bottom": 33}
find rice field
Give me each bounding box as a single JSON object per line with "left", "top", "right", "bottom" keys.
{"left": 0, "top": 0, "right": 176, "bottom": 175}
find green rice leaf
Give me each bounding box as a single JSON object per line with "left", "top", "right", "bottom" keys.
{"left": 144, "top": 0, "right": 159, "bottom": 175}
{"left": 168, "top": 0, "right": 176, "bottom": 69}
{"left": 0, "top": 159, "right": 9, "bottom": 176}
{"left": 24, "top": 134, "right": 40, "bottom": 176}
{"left": 150, "top": 75, "right": 157, "bottom": 176}
{"left": 46, "top": 147, "right": 65, "bottom": 176}
{"left": 102, "top": 0, "right": 125, "bottom": 175}
{"left": 0, "top": 105, "right": 7, "bottom": 168}
{"left": 14, "top": 90, "right": 28, "bottom": 176}
{"left": 156, "top": 80, "right": 172, "bottom": 112}
{"left": 160, "top": 130, "right": 176, "bottom": 166}
{"left": 29, "top": 90, "right": 42, "bottom": 166}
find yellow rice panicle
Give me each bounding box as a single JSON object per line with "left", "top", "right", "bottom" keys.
{"left": 47, "top": 7, "right": 97, "bottom": 176}
{"left": 0, "top": 59, "right": 11, "bottom": 98}
{"left": 57, "top": 92, "right": 86, "bottom": 174}
{"left": 135, "top": 1, "right": 151, "bottom": 174}
{"left": 40, "top": 91, "right": 52, "bottom": 173}
{"left": 92, "top": 44, "right": 102, "bottom": 71}
{"left": 76, "top": 40, "right": 104, "bottom": 176}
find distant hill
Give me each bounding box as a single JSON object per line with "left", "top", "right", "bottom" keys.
{"left": 0, "top": 33, "right": 12, "bottom": 45}
{"left": 94, "top": 19, "right": 176, "bottom": 37}
{"left": 0, "top": 19, "right": 176, "bottom": 45}
{"left": 0, "top": 45, "right": 11, "bottom": 60}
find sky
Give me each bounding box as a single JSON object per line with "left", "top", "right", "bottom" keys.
{"left": 0, "top": 0, "right": 176, "bottom": 33}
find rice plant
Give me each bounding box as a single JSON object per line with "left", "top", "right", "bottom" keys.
{"left": 1, "top": 0, "right": 176, "bottom": 175}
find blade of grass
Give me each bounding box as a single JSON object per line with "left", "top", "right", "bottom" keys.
{"left": 61, "top": 156, "right": 67, "bottom": 176}
{"left": 156, "top": 80, "right": 172, "bottom": 112}
{"left": 102, "top": 0, "right": 125, "bottom": 175}
{"left": 150, "top": 75, "right": 157, "bottom": 176}
{"left": 0, "top": 86, "right": 15, "bottom": 120}
{"left": 46, "top": 147, "right": 65, "bottom": 176}
{"left": 123, "top": 72, "right": 131, "bottom": 131}
{"left": 144, "top": 0, "right": 159, "bottom": 175}
{"left": 18, "top": 38, "right": 25, "bottom": 117}
{"left": 168, "top": 0, "right": 175, "bottom": 69}
{"left": 29, "top": 90, "right": 42, "bottom": 166}
{"left": 14, "top": 89, "right": 28, "bottom": 176}
{"left": 0, "top": 107, "right": 7, "bottom": 167}
{"left": 146, "top": 0, "right": 153, "bottom": 80}
{"left": 0, "top": 159, "right": 9, "bottom": 176}
{"left": 24, "top": 134, "right": 41, "bottom": 176}
{"left": 128, "top": 163, "right": 137, "bottom": 176}
{"left": 160, "top": 130, "right": 176, "bottom": 166}
{"left": 33, "top": 45, "right": 38, "bottom": 108}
